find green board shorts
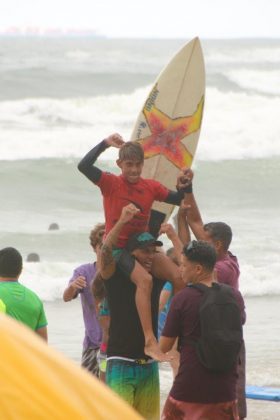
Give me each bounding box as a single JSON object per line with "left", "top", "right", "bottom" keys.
{"left": 106, "top": 358, "right": 160, "bottom": 420}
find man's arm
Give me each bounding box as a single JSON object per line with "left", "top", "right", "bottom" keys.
{"left": 159, "top": 223, "right": 183, "bottom": 264}
{"left": 163, "top": 168, "right": 194, "bottom": 206}
{"left": 159, "top": 335, "right": 177, "bottom": 353}
{"left": 158, "top": 287, "right": 172, "bottom": 313}
{"left": 182, "top": 191, "right": 206, "bottom": 240}
{"left": 63, "top": 276, "right": 87, "bottom": 302}
{"left": 35, "top": 326, "right": 48, "bottom": 342}
{"left": 164, "top": 189, "right": 185, "bottom": 205}
{"left": 77, "top": 133, "right": 124, "bottom": 183}
{"left": 156, "top": 169, "right": 193, "bottom": 206}
{"left": 100, "top": 203, "right": 140, "bottom": 280}
{"left": 91, "top": 273, "right": 107, "bottom": 308}
{"left": 159, "top": 298, "right": 181, "bottom": 353}
{"left": 177, "top": 200, "right": 191, "bottom": 245}
{"left": 153, "top": 225, "right": 184, "bottom": 295}
{"left": 176, "top": 169, "right": 206, "bottom": 240}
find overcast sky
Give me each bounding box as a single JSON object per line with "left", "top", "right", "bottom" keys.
{"left": 1, "top": 0, "right": 279, "bottom": 38}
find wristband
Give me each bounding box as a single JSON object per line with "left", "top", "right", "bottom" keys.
{"left": 177, "top": 183, "right": 192, "bottom": 193}
{"left": 100, "top": 342, "right": 108, "bottom": 353}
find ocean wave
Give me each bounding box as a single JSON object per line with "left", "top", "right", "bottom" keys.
{"left": 198, "top": 87, "right": 280, "bottom": 160}
{"left": 20, "top": 259, "right": 280, "bottom": 302}
{"left": 1, "top": 86, "right": 280, "bottom": 161}
{"left": 205, "top": 44, "right": 280, "bottom": 66}
{"left": 21, "top": 262, "right": 72, "bottom": 301}
{"left": 239, "top": 262, "right": 280, "bottom": 297}
{"left": 226, "top": 69, "right": 280, "bottom": 96}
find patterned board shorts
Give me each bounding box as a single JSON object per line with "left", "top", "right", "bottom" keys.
{"left": 97, "top": 350, "right": 107, "bottom": 373}
{"left": 106, "top": 358, "right": 160, "bottom": 420}
{"left": 81, "top": 347, "right": 99, "bottom": 377}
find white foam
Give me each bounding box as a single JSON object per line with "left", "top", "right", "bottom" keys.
{"left": 239, "top": 262, "right": 280, "bottom": 297}
{"left": 0, "top": 87, "right": 149, "bottom": 160}
{"left": 206, "top": 46, "right": 280, "bottom": 65}
{"left": 226, "top": 69, "right": 280, "bottom": 95}
{"left": 197, "top": 87, "right": 280, "bottom": 160}
{"left": 18, "top": 254, "right": 280, "bottom": 302}
{"left": 21, "top": 261, "right": 74, "bottom": 301}
{"left": 1, "top": 86, "right": 280, "bottom": 161}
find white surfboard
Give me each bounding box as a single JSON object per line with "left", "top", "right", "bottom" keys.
{"left": 130, "top": 37, "right": 205, "bottom": 235}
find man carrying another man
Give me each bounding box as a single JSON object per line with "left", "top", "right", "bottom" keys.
{"left": 94, "top": 203, "right": 183, "bottom": 420}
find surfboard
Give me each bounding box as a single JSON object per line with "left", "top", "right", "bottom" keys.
{"left": 246, "top": 385, "right": 280, "bottom": 402}
{"left": 130, "top": 37, "right": 205, "bottom": 236}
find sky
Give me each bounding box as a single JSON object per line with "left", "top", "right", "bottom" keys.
{"left": 1, "top": 0, "right": 279, "bottom": 38}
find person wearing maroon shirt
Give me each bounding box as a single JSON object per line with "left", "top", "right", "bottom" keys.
{"left": 178, "top": 172, "right": 247, "bottom": 419}
{"left": 78, "top": 133, "right": 187, "bottom": 362}
{"left": 160, "top": 240, "right": 246, "bottom": 420}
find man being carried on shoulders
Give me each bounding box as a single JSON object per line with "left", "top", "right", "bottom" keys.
{"left": 78, "top": 134, "right": 187, "bottom": 361}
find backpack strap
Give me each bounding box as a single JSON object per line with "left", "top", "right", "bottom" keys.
{"left": 185, "top": 283, "right": 218, "bottom": 347}
{"left": 188, "top": 282, "right": 220, "bottom": 294}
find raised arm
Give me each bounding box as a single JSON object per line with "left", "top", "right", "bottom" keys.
{"left": 182, "top": 190, "right": 206, "bottom": 240}
{"left": 77, "top": 133, "right": 124, "bottom": 183}
{"left": 176, "top": 169, "right": 206, "bottom": 240}
{"left": 159, "top": 223, "right": 183, "bottom": 265}
{"left": 100, "top": 203, "right": 140, "bottom": 279}
{"left": 177, "top": 199, "right": 191, "bottom": 245}
{"left": 163, "top": 168, "right": 193, "bottom": 205}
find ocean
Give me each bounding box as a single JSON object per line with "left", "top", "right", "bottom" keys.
{"left": 1, "top": 37, "right": 280, "bottom": 418}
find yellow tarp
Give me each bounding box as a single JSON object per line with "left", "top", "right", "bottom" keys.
{"left": 0, "top": 314, "right": 142, "bottom": 419}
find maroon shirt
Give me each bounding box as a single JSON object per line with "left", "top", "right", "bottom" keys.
{"left": 162, "top": 285, "right": 246, "bottom": 403}
{"left": 215, "top": 251, "right": 240, "bottom": 290}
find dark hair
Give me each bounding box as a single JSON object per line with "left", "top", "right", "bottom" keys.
{"left": 183, "top": 240, "right": 216, "bottom": 272}
{"left": 118, "top": 141, "right": 144, "bottom": 162}
{"left": 204, "top": 222, "right": 232, "bottom": 251}
{"left": 0, "top": 247, "right": 23, "bottom": 278}
{"left": 89, "top": 223, "right": 105, "bottom": 248}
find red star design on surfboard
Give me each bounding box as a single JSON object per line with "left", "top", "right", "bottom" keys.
{"left": 138, "top": 96, "right": 204, "bottom": 169}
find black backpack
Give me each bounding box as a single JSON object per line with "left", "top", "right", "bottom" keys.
{"left": 189, "top": 282, "right": 243, "bottom": 373}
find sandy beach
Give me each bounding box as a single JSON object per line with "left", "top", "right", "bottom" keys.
{"left": 45, "top": 295, "right": 280, "bottom": 419}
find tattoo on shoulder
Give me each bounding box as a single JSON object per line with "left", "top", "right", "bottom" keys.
{"left": 101, "top": 244, "right": 114, "bottom": 269}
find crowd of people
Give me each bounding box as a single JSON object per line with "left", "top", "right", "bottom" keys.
{"left": 0, "top": 133, "right": 246, "bottom": 420}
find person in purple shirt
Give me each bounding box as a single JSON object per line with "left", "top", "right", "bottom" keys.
{"left": 63, "top": 223, "right": 104, "bottom": 376}
{"left": 177, "top": 171, "right": 246, "bottom": 419}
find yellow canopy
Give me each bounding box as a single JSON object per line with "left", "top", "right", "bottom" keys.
{"left": 0, "top": 314, "right": 142, "bottom": 419}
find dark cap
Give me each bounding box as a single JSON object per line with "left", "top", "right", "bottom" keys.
{"left": 126, "top": 232, "right": 163, "bottom": 252}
